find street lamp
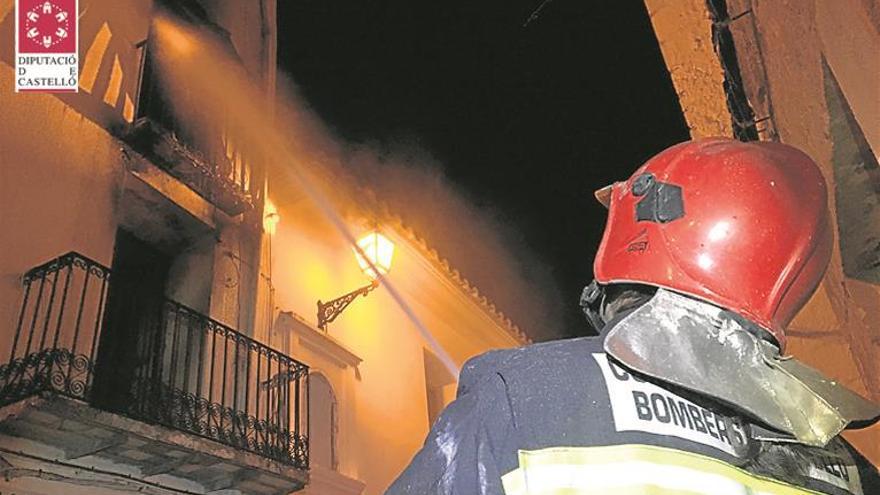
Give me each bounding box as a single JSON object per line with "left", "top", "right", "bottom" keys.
{"left": 317, "top": 231, "right": 395, "bottom": 330}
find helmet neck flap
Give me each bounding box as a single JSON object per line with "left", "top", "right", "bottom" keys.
{"left": 602, "top": 288, "right": 880, "bottom": 447}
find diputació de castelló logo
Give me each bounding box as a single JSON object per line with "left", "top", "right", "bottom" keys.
{"left": 15, "top": 0, "right": 79, "bottom": 93}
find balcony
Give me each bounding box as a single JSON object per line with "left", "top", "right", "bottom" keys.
{"left": 0, "top": 253, "right": 308, "bottom": 493}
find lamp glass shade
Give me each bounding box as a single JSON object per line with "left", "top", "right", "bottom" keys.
{"left": 355, "top": 231, "right": 394, "bottom": 279}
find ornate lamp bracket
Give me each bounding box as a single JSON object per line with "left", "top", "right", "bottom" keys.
{"left": 317, "top": 280, "right": 379, "bottom": 330}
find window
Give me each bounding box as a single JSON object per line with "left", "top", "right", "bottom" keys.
{"left": 136, "top": 0, "right": 215, "bottom": 142}
{"left": 135, "top": 33, "right": 217, "bottom": 158}
{"left": 127, "top": 6, "right": 261, "bottom": 216}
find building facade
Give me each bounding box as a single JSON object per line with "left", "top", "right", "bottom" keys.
{"left": 644, "top": 0, "right": 880, "bottom": 465}
{"left": 0, "top": 1, "right": 528, "bottom": 494}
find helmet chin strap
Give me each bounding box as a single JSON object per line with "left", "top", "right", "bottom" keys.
{"left": 580, "top": 280, "right": 657, "bottom": 334}
{"left": 603, "top": 289, "right": 880, "bottom": 447}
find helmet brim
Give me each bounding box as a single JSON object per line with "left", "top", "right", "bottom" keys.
{"left": 594, "top": 184, "right": 613, "bottom": 208}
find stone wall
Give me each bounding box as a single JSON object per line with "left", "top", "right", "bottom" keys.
{"left": 644, "top": 0, "right": 880, "bottom": 465}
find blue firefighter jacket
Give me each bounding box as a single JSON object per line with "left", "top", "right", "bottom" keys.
{"left": 385, "top": 335, "right": 879, "bottom": 495}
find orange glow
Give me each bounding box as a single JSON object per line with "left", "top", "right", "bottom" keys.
{"left": 152, "top": 16, "right": 196, "bottom": 57}
{"left": 354, "top": 231, "right": 394, "bottom": 279}
{"left": 263, "top": 199, "right": 279, "bottom": 235}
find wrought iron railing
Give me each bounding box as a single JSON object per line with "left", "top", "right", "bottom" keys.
{"left": 1, "top": 252, "right": 109, "bottom": 404}
{"left": 0, "top": 253, "right": 308, "bottom": 469}
{"left": 126, "top": 299, "right": 309, "bottom": 467}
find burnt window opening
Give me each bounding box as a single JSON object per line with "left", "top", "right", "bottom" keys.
{"left": 824, "top": 59, "right": 880, "bottom": 283}
{"left": 129, "top": 9, "right": 262, "bottom": 217}
{"left": 135, "top": 31, "right": 234, "bottom": 157}
{"left": 136, "top": 40, "right": 187, "bottom": 141}
{"left": 135, "top": 0, "right": 219, "bottom": 143}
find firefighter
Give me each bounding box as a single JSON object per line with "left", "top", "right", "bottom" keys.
{"left": 386, "top": 138, "right": 880, "bottom": 495}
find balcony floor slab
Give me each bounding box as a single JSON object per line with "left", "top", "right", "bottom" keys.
{"left": 0, "top": 393, "right": 307, "bottom": 495}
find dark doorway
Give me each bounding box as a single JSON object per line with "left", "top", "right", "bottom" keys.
{"left": 93, "top": 230, "right": 171, "bottom": 413}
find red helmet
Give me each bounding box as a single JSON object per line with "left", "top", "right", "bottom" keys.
{"left": 594, "top": 138, "right": 832, "bottom": 351}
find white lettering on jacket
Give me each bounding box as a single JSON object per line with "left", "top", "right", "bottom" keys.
{"left": 593, "top": 353, "right": 746, "bottom": 456}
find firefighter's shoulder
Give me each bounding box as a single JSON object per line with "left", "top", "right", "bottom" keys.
{"left": 458, "top": 335, "right": 602, "bottom": 395}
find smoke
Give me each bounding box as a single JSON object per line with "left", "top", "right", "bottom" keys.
{"left": 339, "top": 139, "right": 567, "bottom": 342}
{"left": 150, "top": 12, "right": 567, "bottom": 364}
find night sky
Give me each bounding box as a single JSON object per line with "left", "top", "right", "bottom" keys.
{"left": 277, "top": 1, "right": 690, "bottom": 339}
